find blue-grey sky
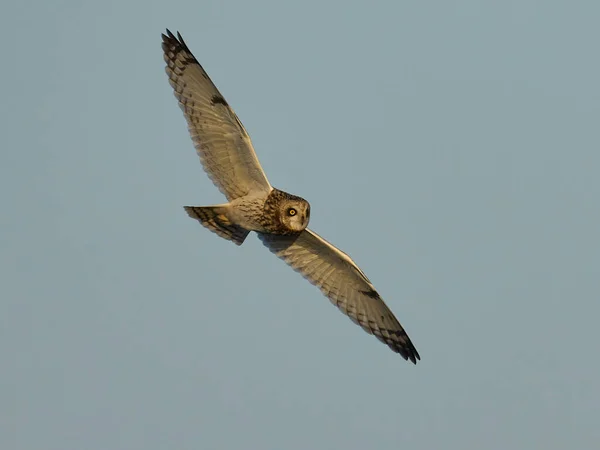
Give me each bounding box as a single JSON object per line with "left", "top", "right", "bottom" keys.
{"left": 2, "top": 1, "right": 599, "bottom": 449}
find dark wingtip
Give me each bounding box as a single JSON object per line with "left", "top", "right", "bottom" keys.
{"left": 404, "top": 343, "right": 420, "bottom": 364}
{"left": 162, "top": 29, "right": 184, "bottom": 46}
{"left": 162, "top": 28, "right": 174, "bottom": 41}
{"left": 410, "top": 350, "right": 421, "bottom": 364}
{"left": 161, "top": 29, "right": 199, "bottom": 67}
{"left": 390, "top": 333, "right": 420, "bottom": 364}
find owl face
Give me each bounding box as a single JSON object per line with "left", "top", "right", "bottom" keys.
{"left": 261, "top": 188, "right": 311, "bottom": 235}
{"left": 278, "top": 199, "right": 311, "bottom": 232}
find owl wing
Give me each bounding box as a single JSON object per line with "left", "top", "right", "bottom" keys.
{"left": 258, "top": 229, "right": 420, "bottom": 363}
{"left": 162, "top": 30, "right": 272, "bottom": 200}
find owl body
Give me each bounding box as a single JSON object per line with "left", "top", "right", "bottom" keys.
{"left": 184, "top": 188, "right": 310, "bottom": 245}
{"left": 226, "top": 192, "right": 271, "bottom": 232}
{"left": 193, "top": 188, "right": 310, "bottom": 238}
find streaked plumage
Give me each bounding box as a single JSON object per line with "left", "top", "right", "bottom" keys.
{"left": 162, "top": 30, "right": 420, "bottom": 363}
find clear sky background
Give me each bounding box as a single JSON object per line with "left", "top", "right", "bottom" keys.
{"left": 1, "top": 1, "right": 599, "bottom": 449}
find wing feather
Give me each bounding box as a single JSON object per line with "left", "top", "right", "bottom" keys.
{"left": 162, "top": 30, "right": 271, "bottom": 200}
{"left": 258, "top": 229, "right": 420, "bottom": 363}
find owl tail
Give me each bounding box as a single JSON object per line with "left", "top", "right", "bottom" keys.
{"left": 184, "top": 205, "right": 250, "bottom": 246}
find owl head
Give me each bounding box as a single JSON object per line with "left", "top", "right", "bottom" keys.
{"left": 278, "top": 197, "right": 311, "bottom": 232}
{"left": 263, "top": 189, "right": 311, "bottom": 234}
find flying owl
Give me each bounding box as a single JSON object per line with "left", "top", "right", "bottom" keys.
{"left": 162, "top": 30, "right": 420, "bottom": 363}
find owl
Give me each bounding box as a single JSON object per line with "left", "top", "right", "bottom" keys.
{"left": 162, "top": 30, "right": 420, "bottom": 363}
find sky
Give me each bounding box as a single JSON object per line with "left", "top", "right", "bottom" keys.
{"left": 1, "top": 1, "right": 599, "bottom": 449}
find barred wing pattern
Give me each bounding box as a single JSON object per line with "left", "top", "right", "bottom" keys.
{"left": 162, "top": 30, "right": 272, "bottom": 200}
{"left": 258, "top": 229, "right": 420, "bottom": 363}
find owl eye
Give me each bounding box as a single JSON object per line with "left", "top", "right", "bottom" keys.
{"left": 287, "top": 208, "right": 297, "bottom": 216}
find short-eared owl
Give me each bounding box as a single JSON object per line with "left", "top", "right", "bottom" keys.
{"left": 162, "top": 30, "right": 420, "bottom": 363}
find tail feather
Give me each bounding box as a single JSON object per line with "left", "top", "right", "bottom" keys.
{"left": 184, "top": 206, "right": 249, "bottom": 246}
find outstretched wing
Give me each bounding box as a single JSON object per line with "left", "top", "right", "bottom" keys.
{"left": 162, "top": 30, "right": 272, "bottom": 200}
{"left": 258, "top": 229, "right": 420, "bottom": 363}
